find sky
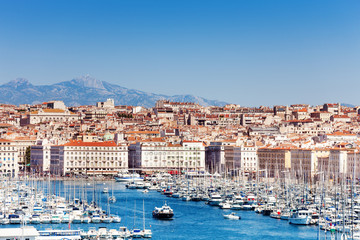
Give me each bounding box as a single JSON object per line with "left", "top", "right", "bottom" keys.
{"left": 0, "top": 0, "right": 359, "bottom": 106}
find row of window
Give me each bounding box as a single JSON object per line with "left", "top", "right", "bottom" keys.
{"left": 65, "top": 147, "right": 126, "bottom": 150}
{"left": 143, "top": 151, "right": 201, "bottom": 155}
{"left": 0, "top": 152, "right": 16, "bottom": 155}
{"left": 67, "top": 161, "right": 122, "bottom": 167}
{"left": 67, "top": 151, "right": 126, "bottom": 155}
{"left": 143, "top": 161, "right": 201, "bottom": 167}
{"left": 67, "top": 156, "right": 124, "bottom": 161}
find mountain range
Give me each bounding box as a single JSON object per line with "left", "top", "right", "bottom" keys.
{"left": 0, "top": 75, "right": 227, "bottom": 107}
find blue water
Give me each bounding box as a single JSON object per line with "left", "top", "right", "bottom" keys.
{"left": 7, "top": 180, "right": 322, "bottom": 239}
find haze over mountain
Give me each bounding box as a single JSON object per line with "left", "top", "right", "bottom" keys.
{"left": 0, "top": 75, "right": 227, "bottom": 107}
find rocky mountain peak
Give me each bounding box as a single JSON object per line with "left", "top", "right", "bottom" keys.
{"left": 70, "top": 75, "right": 105, "bottom": 89}
{"left": 5, "top": 78, "right": 33, "bottom": 89}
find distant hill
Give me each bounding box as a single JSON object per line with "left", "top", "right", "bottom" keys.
{"left": 341, "top": 103, "right": 356, "bottom": 108}
{"left": 0, "top": 75, "right": 227, "bottom": 107}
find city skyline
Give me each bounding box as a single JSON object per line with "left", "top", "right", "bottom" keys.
{"left": 1, "top": 0, "right": 359, "bottom": 106}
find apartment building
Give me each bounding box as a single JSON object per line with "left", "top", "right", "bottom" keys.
{"left": 240, "top": 144, "right": 258, "bottom": 173}
{"left": 49, "top": 140, "right": 128, "bottom": 176}
{"left": 26, "top": 109, "right": 78, "bottom": 124}
{"left": 0, "top": 139, "right": 19, "bottom": 177}
{"left": 129, "top": 140, "right": 205, "bottom": 172}
{"left": 30, "top": 140, "right": 51, "bottom": 173}
{"left": 257, "top": 146, "right": 292, "bottom": 178}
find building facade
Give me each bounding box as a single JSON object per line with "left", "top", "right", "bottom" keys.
{"left": 49, "top": 140, "right": 128, "bottom": 176}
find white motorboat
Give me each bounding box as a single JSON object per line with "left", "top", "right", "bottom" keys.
{"left": 82, "top": 216, "right": 92, "bottom": 224}
{"left": 131, "top": 229, "right": 143, "bottom": 238}
{"left": 109, "top": 229, "right": 120, "bottom": 238}
{"left": 9, "top": 214, "right": 21, "bottom": 224}
{"left": 182, "top": 195, "right": 191, "bottom": 201}
{"left": 115, "top": 173, "right": 144, "bottom": 182}
{"left": 119, "top": 226, "right": 131, "bottom": 238}
{"left": 31, "top": 214, "right": 41, "bottom": 224}
{"left": 51, "top": 214, "right": 62, "bottom": 224}
{"left": 101, "top": 215, "right": 112, "bottom": 223}
{"left": 223, "top": 212, "right": 241, "bottom": 220}
{"left": 208, "top": 194, "right": 222, "bottom": 206}
{"left": 111, "top": 215, "right": 121, "bottom": 223}
{"left": 40, "top": 214, "right": 51, "bottom": 224}
{"left": 220, "top": 202, "right": 232, "bottom": 209}
{"left": 289, "top": 209, "right": 312, "bottom": 225}
{"left": 231, "top": 204, "right": 242, "bottom": 210}
{"left": 142, "top": 229, "right": 152, "bottom": 238}
{"left": 91, "top": 214, "right": 101, "bottom": 223}
{"left": 62, "top": 214, "right": 71, "bottom": 223}
{"left": 72, "top": 215, "right": 82, "bottom": 224}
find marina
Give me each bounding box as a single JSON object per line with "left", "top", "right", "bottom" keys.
{"left": 1, "top": 174, "right": 351, "bottom": 239}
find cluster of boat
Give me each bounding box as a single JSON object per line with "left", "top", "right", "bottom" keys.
{"left": 124, "top": 172, "right": 360, "bottom": 239}
{"left": 80, "top": 226, "right": 152, "bottom": 239}
{"left": 0, "top": 180, "right": 121, "bottom": 225}
{"left": 0, "top": 226, "right": 152, "bottom": 239}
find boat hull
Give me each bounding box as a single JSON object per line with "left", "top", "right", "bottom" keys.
{"left": 152, "top": 212, "right": 174, "bottom": 219}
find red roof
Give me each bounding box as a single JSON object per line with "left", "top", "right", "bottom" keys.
{"left": 63, "top": 140, "right": 117, "bottom": 147}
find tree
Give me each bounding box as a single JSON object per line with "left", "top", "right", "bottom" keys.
{"left": 25, "top": 146, "right": 31, "bottom": 172}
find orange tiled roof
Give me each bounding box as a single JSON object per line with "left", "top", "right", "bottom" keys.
{"left": 63, "top": 140, "right": 117, "bottom": 147}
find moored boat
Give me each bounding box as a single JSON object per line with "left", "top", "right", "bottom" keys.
{"left": 152, "top": 202, "right": 174, "bottom": 219}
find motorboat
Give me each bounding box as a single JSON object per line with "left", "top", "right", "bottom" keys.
{"left": 115, "top": 172, "right": 144, "bottom": 182}
{"left": 220, "top": 201, "right": 232, "bottom": 209}
{"left": 131, "top": 228, "right": 143, "bottom": 238}
{"left": 208, "top": 194, "right": 222, "bottom": 206}
{"left": 82, "top": 216, "right": 92, "bottom": 224}
{"left": 8, "top": 214, "right": 21, "bottom": 224}
{"left": 62, "top": 214, "right": 71, "bottom": 223}
{"left": 142, "top": 229, "right": 152, "bottom": 238}
{"left": 231, "top": 204, "right": 242, "bottom": 210}
{"left": 101, "top": 215, "right": 112, "bottom": 223}
{"left": 72, "top": 215, "right": 82, "bottom": 224}
{"left": 91, "top": 214, "right": 101, "bottom": 223}
{"left": 51, "top": 214, "right": 62, "bottom": 224}
{"left": 152, "top": 202, "right": 174, "bottom": 219}
{"left": 223, "top": 212, "right": 241, "bottom": 220}
{"left": 289, "top": 209, "right": 312, "bottom": 225}
{"left": 40, "top": 214, "right": 51, "bottom": 224}
{"left": 31, "top": 214, "right": 41, "bottom": 224}
{"left": 111, "top": 215, "right": 121, "bottom": 223}
{"left": 119, "top": 226, "right": 131, "bottom": 238}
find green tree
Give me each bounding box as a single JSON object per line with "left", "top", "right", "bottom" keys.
{"left": 25, "top": 146, "right": 31, "bottom": 172}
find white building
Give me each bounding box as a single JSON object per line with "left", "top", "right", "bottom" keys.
{"left": 240, "top": 144, "right": 258, "bottom": 173}
{"left": 27, "top": 109, "right": 78, "bottom": 124}
{"left": 97, "top": 98, "right": 115, "bottom": 108}
{"left": 12, "top": 136, "right": 37, "bottom": 170}
{"left": 45, "top": 100, "right": 67, "bottom": 110}
{"left": 0, "top": 139, "right": 19, "bottom": 177}
{"left": 50, "top": 140, "right": 128, "bottom": 176}
{"left": 129, "top": 140, "right": 206, "bottom": 172}
{"left": 30, "top": 139, "right": 51, "bottom": 173}
{"left": 327, "top": 132, "right": 358, "bottom": 143}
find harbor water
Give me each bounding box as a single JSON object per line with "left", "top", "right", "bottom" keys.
{"left": 2, "top": 180, "right": 321, "bottom": 239}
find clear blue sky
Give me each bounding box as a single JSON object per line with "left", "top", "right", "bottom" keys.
{"left": 0, "top": 0, "right": 359, "bottom": 106}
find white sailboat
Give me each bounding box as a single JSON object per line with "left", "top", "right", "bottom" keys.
{"left": 141, "top": 199, "right": 152, "bottom": 238}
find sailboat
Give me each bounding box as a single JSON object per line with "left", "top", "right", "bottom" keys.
{"left": 131, "top": 200, "right": 142, "bottom": 238}
{"left": 141, "top": 199, "right": 152, "bottom": 238}
{"left": 109, "top": 181, "right": 116, "bottom": 203}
